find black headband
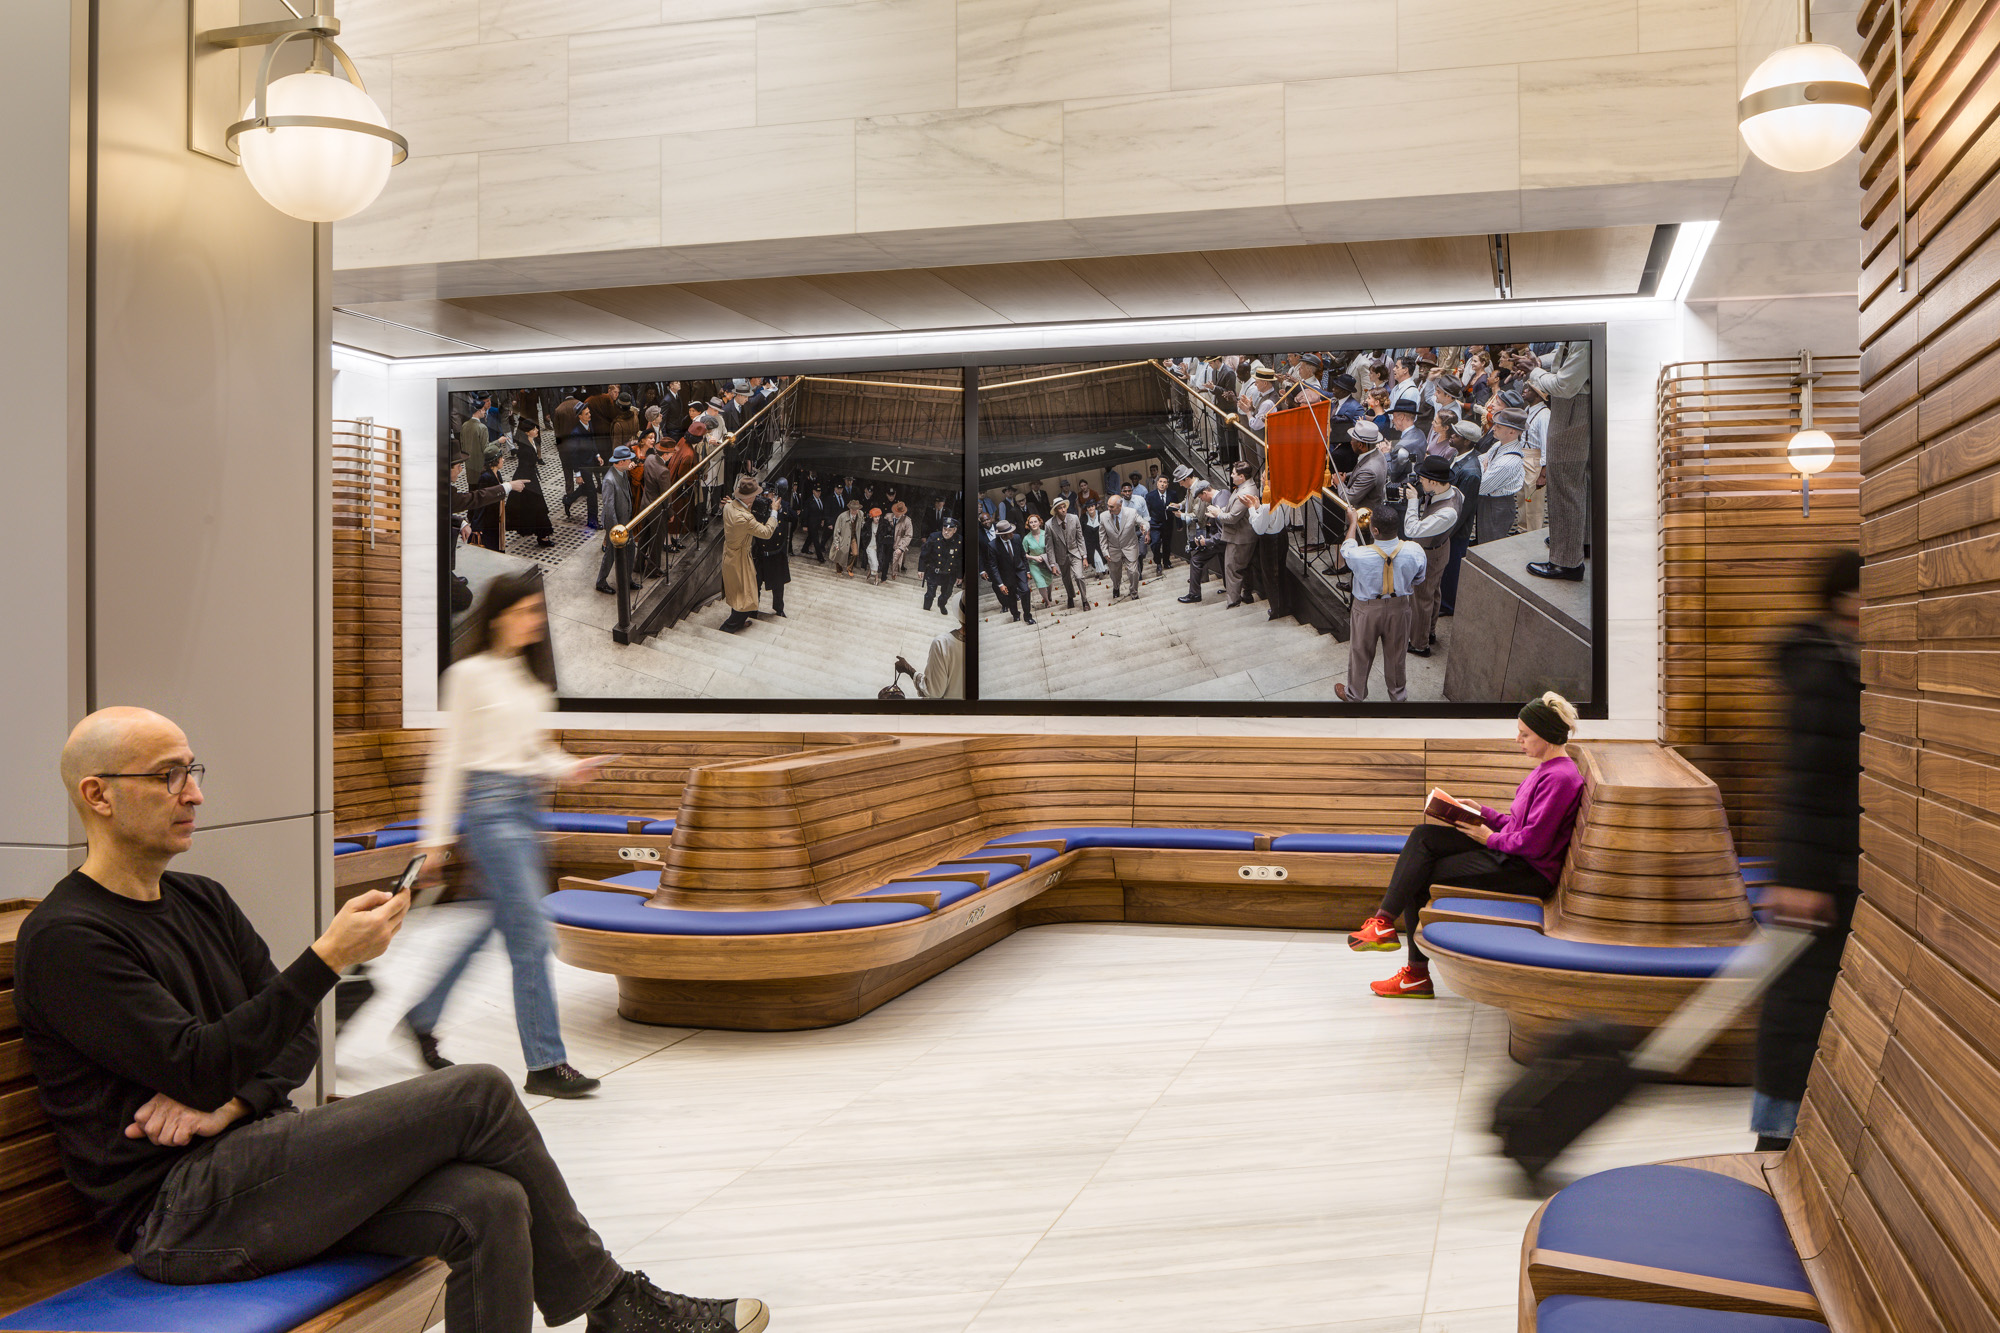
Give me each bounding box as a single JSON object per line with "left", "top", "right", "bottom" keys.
{"left": 1519, "top": 698, "right": 1570, "bottom": 746}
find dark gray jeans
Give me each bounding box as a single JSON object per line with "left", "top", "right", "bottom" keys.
{"left": 130, "top": 1064, "right": 621, "bottom": 1333}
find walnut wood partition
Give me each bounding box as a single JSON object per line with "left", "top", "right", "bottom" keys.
{"left": 333, "top": 419, "right": 402, "bottom": 733}
{"left": 1569, "top": 1, "right": 2000, "bottom": 1328}
{"left": 1658, "top": 357, "right": 1861, "bottom": 855}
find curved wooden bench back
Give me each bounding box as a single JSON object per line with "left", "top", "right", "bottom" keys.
{"left": 1548, "top": 743, "right": 1753, "bottom": 947}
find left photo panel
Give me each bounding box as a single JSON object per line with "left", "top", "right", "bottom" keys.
{"left": 442, "top": 371, "right": 968, "bottom": 702}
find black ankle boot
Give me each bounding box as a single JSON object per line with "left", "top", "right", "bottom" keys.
{"left": 523, "top": 1063, "right": 601, "bottom": 1098}
{"left": 402, "top": 1020, "right": 453, "bottom": 1072}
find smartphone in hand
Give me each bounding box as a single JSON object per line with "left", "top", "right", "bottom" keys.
{"left": 394, "top": 853, "right": 449, "bottom": 911}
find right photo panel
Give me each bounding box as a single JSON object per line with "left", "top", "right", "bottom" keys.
{"left": 973, "top": 345, "right": 1592, "bottom": 705}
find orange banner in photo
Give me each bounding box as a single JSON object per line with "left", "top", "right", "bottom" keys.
{"left": 1263, "top": 400, "right": 1333, "bottom": 507}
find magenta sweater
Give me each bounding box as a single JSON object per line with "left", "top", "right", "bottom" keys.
{"left": 1480, "top": 754, "right": 1585, "bottom": 884}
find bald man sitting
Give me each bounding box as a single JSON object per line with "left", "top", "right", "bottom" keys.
{"left": 14, "top": 708, "right": 768, "bottom": 1333}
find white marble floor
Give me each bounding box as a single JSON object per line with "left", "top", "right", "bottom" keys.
{"left": 335, "top": 906, "right": 1753, "bottom": 1333}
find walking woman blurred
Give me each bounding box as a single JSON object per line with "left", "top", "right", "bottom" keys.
{"left": 406, "top": 573, "right": 616, "bottom": 1098}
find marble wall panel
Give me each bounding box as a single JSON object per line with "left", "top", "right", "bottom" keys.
{"left": 480, "top": 138, "right": 663, "bottom": 258}
{"left": 570, "top": 19, "right": 756, "bottom": 141}
{"left": 856, "top": 104, "right": 1065, "bottom": 233}
{"left": 658, "top": 120, "right": 855, "bottom": 246}
{"left": 1285, "top": 68, "right": 1518, "bottom": 204}
{"left": 393, "top": 39, "right": 569, "bottom": 157}
{"left": 1198, "top": 244, "right": 1371, "bottom": 312}
{"left": 1063, "top": 85, "right": 1284, "bottom": 220}
{"left": 957, "top": 0, "right": 1171, "bottom": 107}
{"left": 334, "top": 152, "right": 481, "bottom": 269}
{"left": 482, "top": 0, "right": 663, "bottom": 42}
{"left": 1519, "top": 49, "right": 1738, "bottom": 188}
{"left": 1169, "top": 0, "right": 1395, "bottom": 90}
{"left": 331, "top": 0, "right": 479, "bottom": 59}
{"left": 1064, "top": 252, "right": 1247, "bottom": 316}
{"left": 756, "top": 0, "right": 956, "bottom": 124}
{"left": 1638, "top": 0, "right": 1735, "bottom": 52}
{"left": 927, "top": 261, "right": 1129, "bottom": 322}
{"left": 1396, "top": 0, "right": 1637, "bottom": 70}
{"left": 800, "top": 269, "right": 1010, "bottom": 329}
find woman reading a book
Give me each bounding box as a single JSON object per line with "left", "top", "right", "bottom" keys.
{"left": 1348, "top": 692, "right": 1584, "bottom": 998}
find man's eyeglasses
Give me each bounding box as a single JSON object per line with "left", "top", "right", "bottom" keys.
{"left": 95, "top": 764, "right": 205, "bottom": 795}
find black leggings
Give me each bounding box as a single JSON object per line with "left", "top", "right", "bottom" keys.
{"left": 1379, "top": 823, "right": 1553, "bottom": 963}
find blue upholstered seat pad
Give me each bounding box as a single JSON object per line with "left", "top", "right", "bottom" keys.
{"left": 332, "top": 840, "right": 366, "bottom": 856}
{"left": 861, "top": 880, "right": 986, "bottom": 907}
{"left": 1429, "top": 896, "right": 1544, "bottom": 925}
{"left": 993, "top": 827, "right": 1259, "bottom": 851}
{"left": 1538, "top": 1165, "right": 1812, "bottom": 1291}
{"left": 544, "top": 889, "right": 927, "bottom": 935}
{"left": 640, "top": 819, "right": 676, "bottom": 835}
{"left": 1268, "top": 833, "right": 1409, "bottom": 854}
{"left": 1537, "top": 1296, "right": 1826, "bottom": 1333}
{"left": 1420, "top": 923, "right": 1738, "bottom": 977}
{"left": 369, "top": 828, "right": 420, "bottom": 850}
{"left": 0, "top": 1254, "right": 411, "bottom": 1333}
{"left": 969, "top": 843, "right": 1061, "bottom": 868}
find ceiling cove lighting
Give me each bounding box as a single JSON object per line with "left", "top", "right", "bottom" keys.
{"left": 192, "top": 3, "right": 408, "bottom": 223}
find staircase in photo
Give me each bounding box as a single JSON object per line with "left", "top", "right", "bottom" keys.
{"left": 978, "top": 567, "right": 1452, "bottom": 702}
{"left": 587, "top": 552, "right": 957, "bottom": 699}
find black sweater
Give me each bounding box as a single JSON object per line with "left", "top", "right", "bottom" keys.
{"left": 14, "top": 871, "right": 337, "bottom": 1248}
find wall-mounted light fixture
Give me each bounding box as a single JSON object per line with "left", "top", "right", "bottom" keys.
{"left": 189, "top": 1, "right": 407, "bottom": 223}
{"left": 1787, "top": 349, "right": 1834, "bottom": 517}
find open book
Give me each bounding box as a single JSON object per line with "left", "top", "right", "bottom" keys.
{"left": 1425, "top": 787, "right": 1493, "bottom": 828}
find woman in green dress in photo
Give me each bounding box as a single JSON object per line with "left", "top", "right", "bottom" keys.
{"left": 1023, "top": 513, "right": 1055, "bottom": 609}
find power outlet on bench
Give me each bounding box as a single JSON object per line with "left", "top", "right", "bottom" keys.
{"left": 619, "top": 846, "right": 663, "bottom": 863}
{"left": 1238, "top": 865, "right": 1288, "bottom": 881}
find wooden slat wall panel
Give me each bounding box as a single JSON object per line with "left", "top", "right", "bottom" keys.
{"left": 1770, "top": 6, "right": 2000, "bottom": 1329}
{"left": 1659, "top": 359, "right": 1863, "bottom": 853}
{"left": 332, "top": 419, "right": 401, "bottom": 732}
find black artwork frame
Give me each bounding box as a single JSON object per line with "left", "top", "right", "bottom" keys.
{"left": 435, "top": 321, "right": 1609, "bottom": 719}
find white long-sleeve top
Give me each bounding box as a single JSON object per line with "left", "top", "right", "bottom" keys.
{"left": 1529, "top": 342, "right": 1589, "bottom": 400}
{"left": 914, "top": 629, "right": 966, "bottom": 700}
{"left": 420, "top": 651, "right": 583, "bottom": 847}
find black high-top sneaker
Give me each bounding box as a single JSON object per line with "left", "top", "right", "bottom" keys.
{"left": 587, "top": 1270, "right": 768, "bottom": 1333}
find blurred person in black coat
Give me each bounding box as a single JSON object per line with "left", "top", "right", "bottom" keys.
{"left": 1751, "top": 550, "right": 1862, "bottom": 1152}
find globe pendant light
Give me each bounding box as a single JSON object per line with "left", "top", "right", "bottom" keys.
{"left": 224, "top": 28, "right": 408, "bottom": 223}
{"left": 1787, "top": 350, "right": 1835, "bottom": 517}
{"left": 1737, "top": 2, "right": 1870, "bottom": 173}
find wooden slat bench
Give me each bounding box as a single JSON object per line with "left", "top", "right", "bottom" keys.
{"left": 1417, "top": 743, "right": 1759, "bottom": 1083}
{"left": 0, "top": 900, "right": 445, "bottom": 1333}
{"left": 542, "top": 737, "right": 1753, "bottom": 1078}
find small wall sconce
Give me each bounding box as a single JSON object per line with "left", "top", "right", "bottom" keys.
{"left": 189, "top": 1, "right": 407, "bottom": 223}
{"left": 1787, "top": 349, "right": 1834, "bottom": 517}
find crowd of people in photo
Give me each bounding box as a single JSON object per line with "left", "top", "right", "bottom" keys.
{"left": 970, "top": 343, "right": 1591, "bottom": 702}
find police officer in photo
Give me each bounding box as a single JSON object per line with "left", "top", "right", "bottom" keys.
{"left": 1404, "top": 455, "right": 1465, "bottom": 659}
{"left": 1335, "top": 502, "right": 1425, "bottom": 703}
{"left": 919, "top": 517, "right": 962, "bottom": 615}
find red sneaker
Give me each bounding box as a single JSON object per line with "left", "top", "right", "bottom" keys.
{"left": 1370, "top": 965, "right": 1434, "bottom": 999}
{"left": 1347, "top": 913, "right": 1399, "bottom": 951}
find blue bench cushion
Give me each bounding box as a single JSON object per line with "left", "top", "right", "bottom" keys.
{"left": 1430, "top": 896, "right": 1544, "bottom": 926}
{"left": 1420, "top": 922, "right": 1739, "bottom": 978}
{"left": 969, "top": 843, "right": 1061, "bottom": 868}
{"left": 0, "top": 1254, "right": 412, "bottom": 1333}
{"left": 1537, "top": 1296, "right": 1826, "bottom": 1333}
{"left": 332, "top": 840, "right": 366, "bottom": 856}
{"left": 545, "top": 889, "right": 927, "bottom": 936}
{"left": 640, "top": 819, "right": 676, "bottom": 835}
{"left": 1539, "top": 1165, "right": 1811, "bottom": 1292}
{"left": 860, "top": 879, "right": 986, "bottom": 908}
{"left": 1268, "top": 833, "right": 1409, "bottom": 854}
{"left": 993, "top": 827, "right": 1259, "bottom": 852}
{"left": 541, "top": 812, "right": 645, "bottom": 834}
{"left": 370, "top": 828, "right": 420, "bottom": 850}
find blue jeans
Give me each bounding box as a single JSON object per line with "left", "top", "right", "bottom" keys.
{"left": 406, "top": 773, "right": 567, "bottom": 1071}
